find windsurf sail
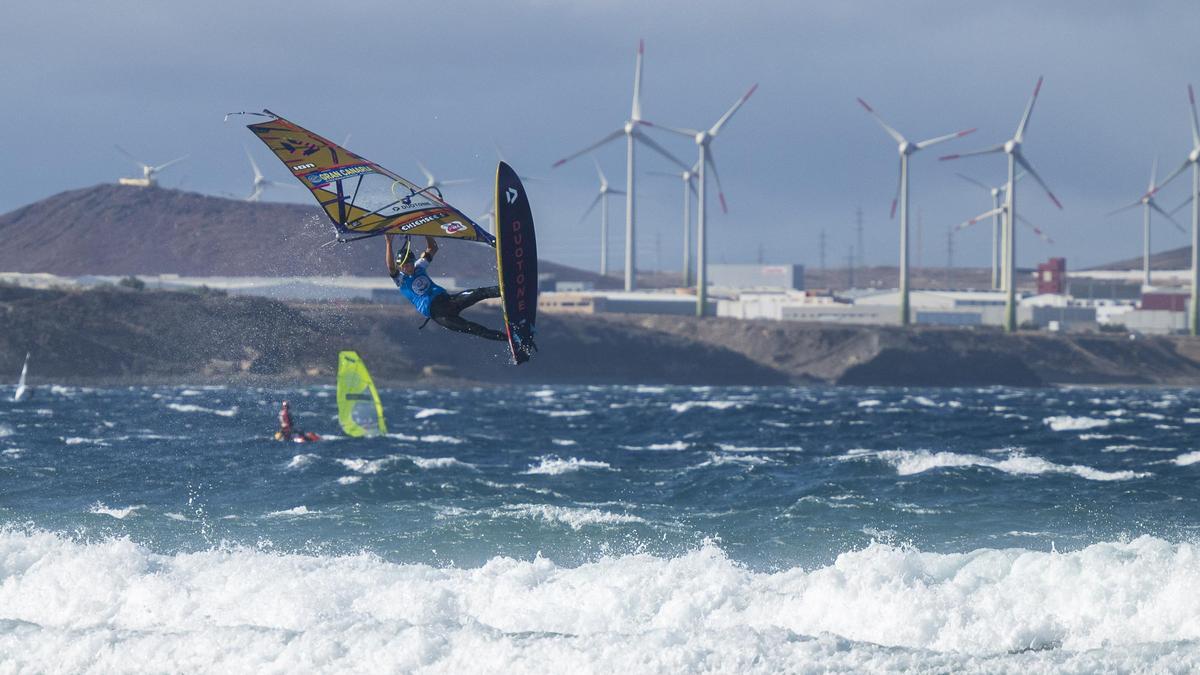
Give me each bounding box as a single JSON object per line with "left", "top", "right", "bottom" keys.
{"left": 336, "top": 351, "right": 387, "bottom": 437}
{"left": 13, "top": 353, "right": 29, "bottom": 402}
{"left": 241, "top": 111, "right": 494, "bottom": 245}
{"left": 494, "top": 162, "right": 539, "bottom": 364}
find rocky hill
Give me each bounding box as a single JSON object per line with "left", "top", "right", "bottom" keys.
{"left": 0, "top": 184, "right": 617, "bottom": 286}
{"left": 4, "top": 285, "right": 1200, "bottom": 387}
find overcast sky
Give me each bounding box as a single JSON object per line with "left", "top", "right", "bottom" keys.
{"left": 4, "top": 0, "right": 1200, "bottom": 273}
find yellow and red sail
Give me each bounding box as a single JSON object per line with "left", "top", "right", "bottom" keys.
{"left": 246, "top": 111, "right": 493, "bottom": 245}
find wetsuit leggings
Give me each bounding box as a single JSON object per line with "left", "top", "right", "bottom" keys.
{"left": 429, "top": 287, "right": 507, "bottom": 341}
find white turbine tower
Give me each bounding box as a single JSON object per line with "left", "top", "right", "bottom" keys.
{"left": 955, "top": 172, "right": 1027, "bottom": 290}
{"left": 1156, "top": 84, "right": 1200, "bottom": 335}
{"left": 115, "top": 145, "right": 189, "bottom": 187}
{"left": 647, "top": 84, "right": 758, "bottom": 315}
{"left": 1107, "top": 158, "right": 1185, "bottom": 289}
{"left": 243, "top": 146, "right": 297, "bottom": 202}
{"left": 552, "top": 40, "right": 688, "bottom": 291}
{"left": 648, "top": 163, "right": 698, "bottom": 286}
{"left": 953, "top": 184, "right": 1054, "bottom": 290}
{"left": 857, "top": 98, "right": 976, "bottom": 325}
{"left": 941, "top": 77, "right": 1063, "bottom": 332}
{"left": 577, "top": 158, "right": 626, "bottom": 276}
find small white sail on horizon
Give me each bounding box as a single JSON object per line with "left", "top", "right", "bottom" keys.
{"left": 13, "top": 353, "right": 29, "bottom": 402}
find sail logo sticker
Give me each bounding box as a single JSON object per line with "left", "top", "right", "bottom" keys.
{"left": 441, "top": 221, "right": 467, "bottom": 234}
{"left": 397, "top": 212, "right": 448, "bottom": 232}
{"left": 304, "top": 164, "right": 372, "bottom": 185}
{"left": 506, "top": 187, "right": 519, "bottom": 204}
{"left": 291, "top": 163, "right": 315, "bottom": 171}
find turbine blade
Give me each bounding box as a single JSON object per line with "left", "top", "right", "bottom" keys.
{"left": 1013, "top": 152, "right": 1063, "bottom": 209}
{"left": 646, "top": 170, "right": 681, "bottom": 178}
{"left": 638, "top": 120, "right": 700, "bottom": 138}
{"left": 593, "top": 156, "right": 608, "bottom": 186}
{"left": 114, "top": 144, "right": 150, "bottom": 169}
{"left": 244, "top": 146, "right": 263, "bottom": 181}
{"left": 609, "top": 189, "right": 627, "bottom": 196}
{"left": 955, "top": 172, "right": 992, "bottom": 193}
{"left": 706, "top": 149, "right": 728, "bottom": 213}
{"left": 709, "top": 83, "right": 758, "bottom": 137}
{"left": 1148, "top": 156, "right": 1159, "bottom": 193}
{"left": 634, "top": 130, "right": 689, "bottom": 171}
{"left": 889, "top": 157, "right": 901, "bottom": 219}
{"left": 1191, "top": 84, "right": 1200, "bottom": 148}
{"left": 1158, "top": 157, "right": 1192, "bottom": 192}
{"left": 416, "top": 161, "right": 435, "bottom": 185}
{"left": 1016, "top": 214, "right": 1055, "bottom": 244}
{"left": 1015, "top": 76, "right": 1044, "bottom": 142}
{"left": 914, "top": 127, "right": 976, "bottom": 150}
{"left": 939, "top": 143, "right": 1006, "bottom": 161}
{"left": 856, "top": 98, "right": 906, "bottom": 145}
{"left": 1170, "top": 194, "right": 1194, "bottom": 217}
{"left": 1105, "top": 200, "right": 1143, "bottom": 217}
{"left": 954, "top": 206, "right": 1005, "bottom": 231}
{"left": 578, "top": 193, "right": 604, "bottom": 224}
{"left": 153, "top": 155, "right": 189, "bottom": 172}
{"left": 1150, "top": 200, "right": 1188, "bottom": 234}
{"left": 632, "top": 39, "right": 644, "bottom": 121}
{"left": 552, "top": 128, "right": 625, "bottom": 168}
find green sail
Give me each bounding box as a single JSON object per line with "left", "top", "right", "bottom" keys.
{"left": 336, "top": 351, "right": 387, "bottom": 437}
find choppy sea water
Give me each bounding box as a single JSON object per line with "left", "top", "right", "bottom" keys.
{"left": 3, "top": 384, "right": 1200, "bottom": 672}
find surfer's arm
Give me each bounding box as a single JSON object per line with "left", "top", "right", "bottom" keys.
{"left": 422, "top": 236, "right": 438, "bottom": 262}
{"left": 385, "top": 235, "right": 398, "bottom": 277}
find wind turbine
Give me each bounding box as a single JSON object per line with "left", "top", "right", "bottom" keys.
{"left": 1156, "top": 84, "right": 1200, "bottom": 335}
{"left": 1107, "top": 157, "right": 1185, "bottom": 288}
{"left": 243, "top": 146, "right": 297, "bottom": 202}
{"left": 648, "top": 163, "right": 698, "bottom": 286}
{"left": 645, "top": 84, "right": 758, "bottom": 315}
{"left": 857, "top": 98, "right": 976, "bottom": 325}
{"left": 578, "top": 158, "right": 626, "bottom": 276}
{"left": 955, "top": 171, "right": 1026, "bottom": 290}
{"left": 953, "top": 196, "right": 1054, "bottom": 288}
{"left": 941, "top": 76, "right": 1063, "bottom": 332}
{"left": 114, "top": 145, "right": 189, "bottom": 187}
{"left": 552, "top": 40, "right": 689, "bottom": 291}
{"left": 416, "top": 160, "right": 472, "bottom": 195}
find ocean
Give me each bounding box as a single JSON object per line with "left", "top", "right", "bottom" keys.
{"left": 2, "top": 384, "right": 1200, "bottom": 673}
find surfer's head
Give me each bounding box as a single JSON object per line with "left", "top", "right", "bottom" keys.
{"left": 282, "top": 401, "right": 289, "bottom": 409}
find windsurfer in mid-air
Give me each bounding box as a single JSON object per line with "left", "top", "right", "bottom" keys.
{"left": 386, "top": 234, "right": 507, "bottom": 342}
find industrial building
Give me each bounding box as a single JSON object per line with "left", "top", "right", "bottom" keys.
{"left": 709, "top": 264, "right": 804, "bottom": 291}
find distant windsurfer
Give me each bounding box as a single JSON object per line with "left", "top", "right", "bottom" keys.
{"left": 277, "top": 400, "right": 295, "bottom": 439}
{"left": 386, "top": 234, "right": 507, "bottom": 342}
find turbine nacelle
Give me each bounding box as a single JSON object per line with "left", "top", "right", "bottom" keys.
{"left": 624, "top": 121, "right": 636, "bottom": 135}
{"left": 1004, "top": 139, "right": 1019, "bottom": 154}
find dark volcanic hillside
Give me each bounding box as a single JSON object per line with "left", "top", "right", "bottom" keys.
{"left": 0, "top": 184, "right": 614, "bottom": 284}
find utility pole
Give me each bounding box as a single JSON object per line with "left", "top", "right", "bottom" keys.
{"left": 855, "top": 206, "right": 864, "bottom": 273}
{"left": 757, "top": 243, "right": 764, "bottom": 264}
{"left": 847, "top": 246, "right": 856, "bottom": 289}
{"left": 816, "top": 229, "right": 825, "bottom": 275}
{"left": 946, "top": 225, "right": 954, "bottom": 288}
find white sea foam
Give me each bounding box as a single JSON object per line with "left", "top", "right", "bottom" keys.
{"left": 858, "top": 399, "right": 882, "bottom": 408}
{"left": 537, "top": 409, "right": 592, "bottom": 418}
{"left": 2, "top": 448, "right": 24, "bottom": 458}
{"left": 0, "top": 424, "right": 13, "bottom": 438}
{"left": 286, "top": 453, "right": 320, "bottom": 470}
{"left": 163, "top": 513, "right": 191, "bottom": 522}
{"left": 697, "top": 453, "right": 779, "bottom": 468}
{"left": 670, "top": 400, "right": 742, "bottom": 413}
{"left": 524, "top": 456, "right": 612, "bottom": 475}
{"left": 1044, "top": 415, "right": 1110, "bottom": 431}
{"left": 849, "top": 449, "right": 1148, "bottom": 482}
{"left": 88, "top": 503, "right": 144, "bottom": 519}
{"left": 4, "top": 531, "right": 1200, "bottom": 671}
{"left": 1174, "top": 451, "right": 1200, "bottom": 466}
{"left": 265, "top": 505, "right": 313, "bottom": 517}
{"left": 414, "top": 408, "right": 454, "bottom": 419}
{"left": 493, "top": 504, "right": 644, "bottom": 530}
{"left": 420, "top": 434, "right": 464, "bottom": 444}
{"left": 408, "top": 456, "right": 476, "bottom": 470}
{"left": 337, "top": 456, "right": 402, "bottom": 475}
{"left": 336, "top": 476, "right": 362, "bottom": 485}
{"left": 551, "top": 439, "right": 577, "bottom": 446}
{"left": 63, "top": 437, "right": 109, "bottom": 447}
{"left": 165, "top": 403, "right": 238, "bottom": 417}
{"left": 718, "top": 444, "right": 804, "bottom": 453}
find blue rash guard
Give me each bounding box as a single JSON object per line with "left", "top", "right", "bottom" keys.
{"left": 394, "top": 258, "right": 447, "bottom": 318}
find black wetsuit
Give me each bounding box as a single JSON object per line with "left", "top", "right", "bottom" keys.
{"left": 429, "top": 286, "right": 507, "bottom": 342}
